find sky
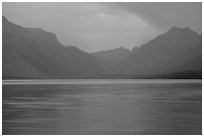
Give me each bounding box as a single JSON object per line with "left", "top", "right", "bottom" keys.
{"left": 2, "top": 2, "right": 202, "bottom": 52}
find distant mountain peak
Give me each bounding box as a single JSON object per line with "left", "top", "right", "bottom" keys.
{"left": 118, "top": 46, "right": 127, "bottom": 50}
{"left": 91, "top": 46, "right": 131, "bottom": 71}
{"left": 168, "top": 26, "right": 186, "bottom": 31}
{"left": 115, "top": 47, "right": 130, "bottom": 52}
{"left": 168, "top": 26, "right": 197, "bottom": 35}
{"left": 92, "top": 47, "right": 130, "bottom": 54}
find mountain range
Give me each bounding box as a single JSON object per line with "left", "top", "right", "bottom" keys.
{"left": 91, "top": 47, "right": 131, "bottom": 72}
{"left": 2, "top": 16, "right": 106, "bottom": 79}
{"left": 2, "top": 16, "right": 202, "bottom": 79}
{"left": 117, "top": 27, "right": 202, "bottom": 75}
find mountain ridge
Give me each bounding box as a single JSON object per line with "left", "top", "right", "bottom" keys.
{"left": 2, "top": 16, "right": 107, "bottom": 79}
{"left": 91, "top": 47, "right": 130, "bottom": 72}
{"left": 2, "top": 16, "right": 202, "bottom": 79}
{"left": 116, "top": 26, "right": 201, "bottom": 75}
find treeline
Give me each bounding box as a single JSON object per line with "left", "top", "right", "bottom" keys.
{"left": 133, "top": 70, "right": 202, "bottom": 79}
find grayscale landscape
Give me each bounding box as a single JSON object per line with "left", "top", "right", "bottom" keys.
{"left": 2, "top": 2, "right": 202, "bottom": 135}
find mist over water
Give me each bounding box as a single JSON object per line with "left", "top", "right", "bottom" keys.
{"left": 2, "top": 79, "right": 202, "bottom": 135}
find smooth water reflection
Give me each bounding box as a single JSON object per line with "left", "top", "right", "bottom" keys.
{"left": 2, "top": 80, "right": 202, "bottom": 135}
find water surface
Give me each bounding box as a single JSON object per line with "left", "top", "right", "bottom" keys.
{"left": 2, "top": 79, "right": 202, "bottom": 135}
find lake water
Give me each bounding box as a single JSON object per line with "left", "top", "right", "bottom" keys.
{"left": 2, "top": 79, "right": 202, "bottom": 135}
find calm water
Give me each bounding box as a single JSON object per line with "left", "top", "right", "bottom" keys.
{"left": 2, "top": 79, "right": 202, "bottom": 135}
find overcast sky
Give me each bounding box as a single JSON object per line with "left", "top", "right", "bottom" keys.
{"left": 2, "top": 2, "right": 202, "bottom": 52}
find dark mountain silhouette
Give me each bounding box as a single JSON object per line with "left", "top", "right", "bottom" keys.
{"left": 2, "top": 16, "right": 106, "bottom": 79}
{"left": 116, "top": 27, "right": 201, "bottom": 75}
{"left": 91, "top": 47, "right": 130, "bottom": 72}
